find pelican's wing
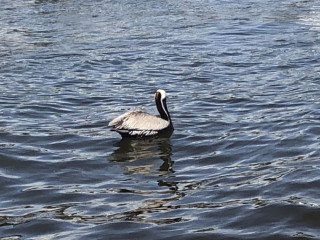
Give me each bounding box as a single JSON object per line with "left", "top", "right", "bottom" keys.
{"left": 109, "top": 111, "right": 170, "bottom": 131}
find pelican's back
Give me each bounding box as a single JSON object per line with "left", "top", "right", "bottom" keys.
{"left": 109, "top": 110, "right": 170, "bottom": 137}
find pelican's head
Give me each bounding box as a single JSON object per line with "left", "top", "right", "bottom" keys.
{"left": 155, "top": 89, "right": 166, "bottom": 101}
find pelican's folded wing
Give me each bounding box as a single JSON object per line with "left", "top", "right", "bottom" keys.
{"left": 109, "top": 111, "right": 170, "bottom": 131}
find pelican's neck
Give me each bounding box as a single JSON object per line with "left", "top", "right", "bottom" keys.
{"left": 155, "top": 91, "right": 173, "bottom": 128}
{"left": 156, "top": 98, "right": 170, "bottom": 121}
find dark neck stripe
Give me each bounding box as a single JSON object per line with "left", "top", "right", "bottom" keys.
{"left": 156, "top": 93, "right": 170, "bottom": 121}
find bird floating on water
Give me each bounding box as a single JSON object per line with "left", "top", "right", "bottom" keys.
{"left": 109, "top": 89, "right": 174, "bottom": 138}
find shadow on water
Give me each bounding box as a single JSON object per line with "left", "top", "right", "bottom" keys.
{"left": 109, "top": 132, "right": 174, "bottom": 175}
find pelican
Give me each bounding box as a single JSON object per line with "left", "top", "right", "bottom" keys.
{"left": 109, "top": 89, "right": 174, "bottom": 137}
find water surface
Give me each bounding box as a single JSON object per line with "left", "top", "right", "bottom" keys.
{"left": 1, "top": 0, "right": 320, "bottom": 239}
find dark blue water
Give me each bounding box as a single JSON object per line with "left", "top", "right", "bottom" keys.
{"left": 1, "top": 0, "right": 320, "bottom": 239}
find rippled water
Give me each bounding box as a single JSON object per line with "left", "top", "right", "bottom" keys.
{"left": 1, "top": 0, "right": 320, "bottom": 239}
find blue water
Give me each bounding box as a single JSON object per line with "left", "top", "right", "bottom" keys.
{"left": 1, "top": 0, "right": 320, "bottom": 239}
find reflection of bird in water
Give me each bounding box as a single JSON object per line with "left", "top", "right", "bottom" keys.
{"left": 108, "top": 89, "right": 174, "bottom": 137}
{"left": 109, "top": 135, "right": 173, "bottom": 175}
{"left": 104, "top": 134, "right": 183, "bottom": 225}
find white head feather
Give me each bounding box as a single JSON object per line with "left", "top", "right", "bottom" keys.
{"left": 156, "top": 89, "right": 166, "bottom": 100}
